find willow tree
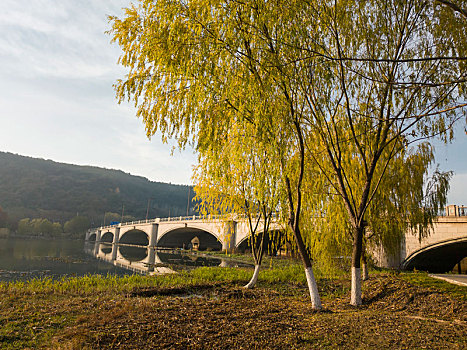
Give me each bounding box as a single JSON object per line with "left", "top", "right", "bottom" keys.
{"left": 109, "top": 0, "right": 325, "bottom": 309}
{"left": 201, "top": 0, "right": 465, "bottom": 305}
{"left": 109, "top": 0, "right": 465, "bottom": 308}
{"left": 276, "top": 0, "right": 466, "bottom": 305}
{"left": 193, "top": 117, "right": 283, "bottom": 289}
{"left": 363, "top": 142, "right": 451, "bottom": 276}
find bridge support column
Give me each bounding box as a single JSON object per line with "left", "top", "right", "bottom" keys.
{"left": 96, "top": 229, "right": 102, "bottom": 242}
{"left": 222, "top": 221, "right": 237, "bottom": 253}
{"left": 93, "top": 241, "right": 100, "bottom": 256}
{"left": 111, "top": 227, "right": 121, "bottom": 261}
{"left": 93, "top": 230, "right": 103, "bottom": 256}
{"left": 112, "top": 227, "right": 120, "bottom": 244}
{"left": 149, "top": 223, "right": 159, "bottom": 248}
{"left": 147, "top": 247, "right": 156, "bottom": 272}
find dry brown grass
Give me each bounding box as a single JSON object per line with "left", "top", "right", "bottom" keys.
{"left": 1, "top": 273, "right": 465, "bottom": 349}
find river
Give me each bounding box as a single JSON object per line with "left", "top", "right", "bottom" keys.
{"left": 0, "top": 237, "right": 248, "bottom": 282}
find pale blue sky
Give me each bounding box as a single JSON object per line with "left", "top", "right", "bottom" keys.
{"left": 0, "top": 1, "right": 466, "bottom": 204}
{"left": 0, "top": 0, "right": 196, "bottom": 185}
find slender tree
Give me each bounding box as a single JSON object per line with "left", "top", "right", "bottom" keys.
{"left": 109, "top": 0, "right": 465, "bottom": 307}
{"left": 109, "top": 0, "right": 325, "bottom": 308}
{"left": 194, "top": 132, "right": 279, "bottom": 288}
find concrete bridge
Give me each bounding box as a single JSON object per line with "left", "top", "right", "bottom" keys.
{"left": 374, "top": 205, "right": 467, "bottom": 273}
{"left": 85, "top": 205, "right": 467, "bottom": 273}
{"left": 85, "top": 214, "right": 283, "bottom": 253}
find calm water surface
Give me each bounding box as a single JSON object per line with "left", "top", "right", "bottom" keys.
{"left": 0, "top": 237, "right": 247, "bottom": 282}
{"left": 0, "top": 237, "right": 131, "bottom": 281}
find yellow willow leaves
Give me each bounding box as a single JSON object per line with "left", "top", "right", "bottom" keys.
{"left": 109, "top": 0, "right": 463, "bottom": 272}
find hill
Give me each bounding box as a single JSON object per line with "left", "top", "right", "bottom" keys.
{"left": 0, "top": 152, "right": 194, "bottom": 226}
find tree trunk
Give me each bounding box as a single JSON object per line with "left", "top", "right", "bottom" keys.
{"left": 305, "top": 265, "right": 321, "bottom": 308}
{"left": 351, "top": 266, "right": 362, "bottom": 306}
{"left": 362, "top": 252, "right": 369, "bottom": 281}
{"left": 244, "top": 264, "right": 260, "bottom": 289}
{"left": 293, "top": 225, "right": 322, "bottom": 310}
{"left": 283, "top": 120, "right": 321, "bottom": 309}
{"left": 351, "top": 226, "right": 364, "bottom": 306}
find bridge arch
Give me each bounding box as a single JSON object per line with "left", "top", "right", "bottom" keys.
{"left": 403, "top": 237, "right": 467, "bottom": 273}
{"left": 236, "top": 229, "right": 285, "bottom": 254}
{"left": 119, "top": 229, "right": 149, "bottom": 246}
{"left": 157, "top": 227, "right": 222, "bottom": 251}
{"left": 100, "top": 232, "right": 114, "bottom": 243}
{"left": 88, "top": 233, "right": 97, "bottom": 241}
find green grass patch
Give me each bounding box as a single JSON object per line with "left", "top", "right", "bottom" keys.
{"left": 0, "top": 263, "right": 341, "bottom": 296}
{"left": 399, "top": 271, "right": 467, "bottom": 301}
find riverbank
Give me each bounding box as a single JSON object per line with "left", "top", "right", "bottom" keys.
{"left": 6, "top": 232, "right": 85, "bottom": 240}
{"left": 0, "top": 267, "right": 465, "bottom": 349}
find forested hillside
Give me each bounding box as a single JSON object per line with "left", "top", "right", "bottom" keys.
{"left": 0, "top": 152, "right": 194, "bottom": 227}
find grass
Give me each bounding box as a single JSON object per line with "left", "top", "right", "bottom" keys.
{"left": 0, "top": 259, "right": 350, "bottom": 300}
{"left": 0, "top": 263, "right": 322, "bottom": 295}
{"left": 0, "top": 265, "right": 465, "bottom": 349}
{"left": 399, "top": 270, "right": 467, "bottom": 301}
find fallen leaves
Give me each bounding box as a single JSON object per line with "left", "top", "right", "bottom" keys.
{"left": 1, "top": 274, "right": 466, "bottom": 349}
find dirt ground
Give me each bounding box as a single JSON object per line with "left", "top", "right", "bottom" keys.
{"left": 36, "top": 274, "right": 466, "bottom": 350}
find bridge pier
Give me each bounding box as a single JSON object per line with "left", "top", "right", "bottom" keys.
{"left": 222, "top": 221, "right": 237, "bottom": 253}
{"left": 149, "top": 223, "right": 159, "bottom": 248}
{"left": 95, "top": 229, "right": 102, "bottom": 243}
{"left": 110, "top": 227, "right": 119, "bottom": 261}
{"left": 147, "top": 247, "right": 157, "bottom": 272}
{"left": 85, "top": 230, "right": 92, "bottom": 241}
{"left": 112, "top": 227, "right": 120, "bottom": 244}
{"left": 93, "top": 240, "right": 100, "bottom": 256}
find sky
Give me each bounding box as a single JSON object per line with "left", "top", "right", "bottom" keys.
{"left": 0, "top": 0, "right": 466, "bottom": 204}
{"left": 0, "top": 0, "right": 196, "bottom": 185}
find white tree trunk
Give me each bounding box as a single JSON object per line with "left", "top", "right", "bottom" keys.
{"left": 351, "top": 267, "right": 362, "bottom": 306}
{"left": 244, "top": 264, "right": 260, "bottom": 289}
{"left": 305, "top": 266, "right": 322, "bottom": 310}
{"left": 362, "top": 261, "right": 369, "bottom": 281}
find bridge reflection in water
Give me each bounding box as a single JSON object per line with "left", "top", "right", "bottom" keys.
{"left": 84, "top": 242, "right": 248, "bottom": 276}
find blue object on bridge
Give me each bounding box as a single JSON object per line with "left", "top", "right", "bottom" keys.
{"left": 110, "top": 221, "right": 120, "bottom": 225}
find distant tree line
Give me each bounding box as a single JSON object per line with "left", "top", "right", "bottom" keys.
{"left": 15, "top": 216, "right": 91, "bottom": 238}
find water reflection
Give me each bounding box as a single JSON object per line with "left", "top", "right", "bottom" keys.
{"left": 0, "top": 237, "right": 133, "bottom": 281}
{"left": 84, "top": 242, "right": 250, "bottom": 276}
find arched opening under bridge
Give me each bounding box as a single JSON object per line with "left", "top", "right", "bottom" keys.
{"left": 100, "top": 232, "right": 113, "bottom": 243}
{"left": 119, "top": 229, "right": 149, "bottom": 246}
{"left": 403, "top": 238, "right": 467, "bottom": 273}
{"left": 157, "top": 228, "right": 222, "bottom": 251}
{"left": 236, "top": 229, "right": 285, "bottom": 255}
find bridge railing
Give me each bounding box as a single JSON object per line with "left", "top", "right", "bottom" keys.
{"left": 439, "top": 205, "right": 467, "bottom": 217}
{"left": 158, "top": 214, "right": 228, "bottom": 222}
{"left": 95, "top": 212, "right": 282, "bottom": 231}
{"left": 97, "top": 214, "right": 232, "bottom": 230}
{"left": 98, "top": 218, "right": 159, "bottom": 230}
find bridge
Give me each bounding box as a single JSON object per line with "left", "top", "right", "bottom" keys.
{"left": 85, "top": 214, "right": 283, "bottom": 253}
{"left": 85, "top": 205, "right": 467, "bottom": 274}
{"left": 374, "top": 205, "right": 467, "bottom": 273}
